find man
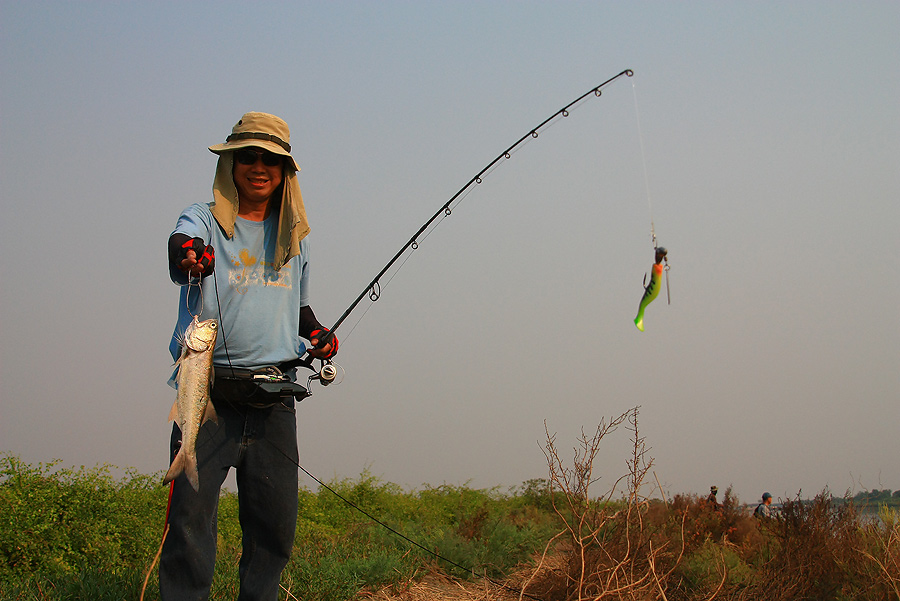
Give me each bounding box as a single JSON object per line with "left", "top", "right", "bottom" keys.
{"left": 706, "top": 485, "right": 720, "bottom": 509}
{"left": 160, "top": 112, "right": 336, "bottom": 600}
{"left": 754, "top": 492, "right": 774, "bottom": 518}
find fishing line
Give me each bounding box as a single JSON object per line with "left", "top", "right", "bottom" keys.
{"left": 211, "top": 273, "right": 237, "bottom": 378}
{"left": 630, "top": 76, "right": 656, "bottom": 247}
{"left": 318, "top": 69, "right": 634, "bottom": 349}
{"left": 183, "top": 275, "right": 204, "bottom": 319}
{"left": 180, "top": 274, "right": 238, "bottom": 378}
{"left": 629, "top": 75, "right": 671, "bottom": 311}
{"left": 262, "top": 439, "right": 547, "bottom": 601}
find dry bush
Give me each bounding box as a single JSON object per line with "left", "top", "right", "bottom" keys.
{"left": 664, "top": 490, "right": 758, "bottom": 551}
{"left": 453, "top": 411, "right": 900, "bottom": 601}
{"left": 728, "top": 491, "right": 900, "bottom": 601}
{"left": 520, "top": 406, "right": 687, "bottom": 601}
{"left": 856, "top": 506, "right": 900, "bottom": 599}
{"left": 640, "top": 491, "right": 760, "bottom": 598}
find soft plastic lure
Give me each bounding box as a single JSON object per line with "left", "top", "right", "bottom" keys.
{"left": 634, "top": 246, "right": 668, "bottom": 332}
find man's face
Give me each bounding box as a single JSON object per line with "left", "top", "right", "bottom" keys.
{"left": 232, "top": 147, "right": 284, "bottom": 204}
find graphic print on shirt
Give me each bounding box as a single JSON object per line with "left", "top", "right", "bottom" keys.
{"left": 227, "top": 248, "right": 292, "bottom": 294}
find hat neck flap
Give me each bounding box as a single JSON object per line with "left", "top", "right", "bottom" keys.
{"left": 210, "top": 153, "right": 310, "bottom": 272}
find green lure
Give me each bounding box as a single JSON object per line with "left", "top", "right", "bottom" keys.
{"left": 634, "top": 247, "right": 667, "bottom": 332}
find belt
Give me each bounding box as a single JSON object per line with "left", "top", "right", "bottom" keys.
{"left": 214, "top": 365, "right": 311, "bottom": 404}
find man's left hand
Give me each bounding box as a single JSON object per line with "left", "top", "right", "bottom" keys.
{"left": 308, "top": 329, "right": 338, "bottom": 359}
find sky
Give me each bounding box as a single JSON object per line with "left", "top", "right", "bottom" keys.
{"left": 1, "top": 1, "right": 898, "bottom": 505}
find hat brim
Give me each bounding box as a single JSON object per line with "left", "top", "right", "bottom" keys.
{"left": 209, "top": 140, "right": 300, "bottom": 172}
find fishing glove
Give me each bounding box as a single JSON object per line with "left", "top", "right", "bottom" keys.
{"left": 299, "top": 306, "right": 339, "bottom": 358}
{"left": 169, "top": 233, "right": 215, "bottom": 276}
{"left": 309, "top": 328, "right": 339, "bottom": 359}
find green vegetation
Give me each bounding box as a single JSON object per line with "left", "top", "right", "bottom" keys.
{"left": 0, "top": 456, "right": 558, "bottom": 600}
{"left": 1, "top": 448, "right": 898, "bottom": 601}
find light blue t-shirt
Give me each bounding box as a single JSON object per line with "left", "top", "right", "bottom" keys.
{"left": 169, "top": 203, "right": 310, "bottom": 370}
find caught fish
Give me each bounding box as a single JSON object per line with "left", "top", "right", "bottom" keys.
{"left": 634, "top": 247, "right": 667, "bottom": 332}
{"left": 164, "top": 316, "right": 218, "bottom": 491}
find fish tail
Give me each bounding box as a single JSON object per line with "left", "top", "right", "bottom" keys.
{"left": 634, "top": 312, "right": 645, "bottom": 331}
{"left": 635, "top": 292, "right": 651, "bottom": 331}
{"left": 163, "top": 449, "right": 200, "bottom": 492}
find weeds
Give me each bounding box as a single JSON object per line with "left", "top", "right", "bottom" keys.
{"left": 2, "top": 437, "right": 899, "bottom": 601}
{"left": 513, "top": 409, "right": 900, "bottom": 601}
{"left": 733, "top": 491, "right": 900, "bottom": 601}
{"left": 523, "top": 406, "right": 688, "bottom": 600}
{"left": 0, "top": 455, "right": 557, "bottom": 600}
{"left": 859, "top": 506, "right": 900, "bottom": 597}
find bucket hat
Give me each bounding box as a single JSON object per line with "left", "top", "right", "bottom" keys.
{"left": 209, "top": 112, "right": 300, "bottom": 172}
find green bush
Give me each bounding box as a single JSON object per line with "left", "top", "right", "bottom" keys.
{"left": 678, "top": 539, "right": 755, "bottom": 590}
{"left": 0, "top": 456, "right": 168, "bottom": 581}
{"left": 0, "top": 457, "right": 562, "bottom": 600}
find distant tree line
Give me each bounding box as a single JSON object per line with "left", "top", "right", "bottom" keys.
{"left": 851, "top": 488, "right": 900, "bottom": 504}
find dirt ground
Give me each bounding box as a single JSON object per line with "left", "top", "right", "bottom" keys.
{"left": 360, "top": 573, "right": 524, "bottom": 601}
{"left": 358, "top": 557, "right": 561, "bottom": 601}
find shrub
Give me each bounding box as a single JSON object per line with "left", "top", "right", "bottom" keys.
{"left": 0, "top": 456, "right": 168, "bottom": 581}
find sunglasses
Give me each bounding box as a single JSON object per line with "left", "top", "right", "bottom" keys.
{"left": 234, "top": 148, "right": 283, "bottom": 167}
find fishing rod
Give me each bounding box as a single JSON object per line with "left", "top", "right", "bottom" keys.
{"left": 314, "top": 69, "right": 634, "bottom": 354}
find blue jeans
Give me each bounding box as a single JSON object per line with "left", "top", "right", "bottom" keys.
{"left": 159, "top": 385, "right": 300, "bottom": 601}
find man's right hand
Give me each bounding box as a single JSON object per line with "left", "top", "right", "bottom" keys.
{"left": 170, "top": 234, "right": 215, "bottom": 277}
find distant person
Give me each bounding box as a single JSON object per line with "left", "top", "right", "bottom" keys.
{"left": 754, "top": 492, "right": 773, "bottom": 518}
{"left": 706, "top": 485, "right": 720, "bottom": 509}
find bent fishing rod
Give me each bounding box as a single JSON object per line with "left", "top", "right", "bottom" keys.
{"left": 310, "top": 69, "right": 634, "bottom": 360}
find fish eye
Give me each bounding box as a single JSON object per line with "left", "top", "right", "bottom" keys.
{"left": 210, "top": 322, "right": 218, "bottom": 328}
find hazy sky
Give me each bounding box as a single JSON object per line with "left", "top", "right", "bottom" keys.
{"left": 2, "top": 1, "right": 898, "bottom": 505}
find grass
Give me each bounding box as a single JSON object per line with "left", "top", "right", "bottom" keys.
{"left": 0, "top": 457, "right": 558, "bottom": 601}
{"left": 1, "top": 446, "right": 898, "bottom": 601}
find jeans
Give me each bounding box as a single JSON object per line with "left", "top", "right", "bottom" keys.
{"left": 159, "top": 383, "right": 300, "bottom": 601}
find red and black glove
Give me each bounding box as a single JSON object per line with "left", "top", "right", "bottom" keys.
{"left": 309, "top": 328, "right": 339, "bottom": 359}
{"left": 169, "top": 234, "right": 215, "bottom": 276}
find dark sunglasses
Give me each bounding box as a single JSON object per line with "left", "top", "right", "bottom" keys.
{"left": 234, "top": 148, "right": 283, "bottom": 167}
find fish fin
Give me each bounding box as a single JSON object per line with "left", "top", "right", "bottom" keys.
{"left": 183, "top": 455, "right": 200, "bottom": 492}
{"left": 202, "top": 399, "right": 219, "bottom": 426}
{"left": 167, "top": 401, "right": 179, "bottom": 422}
{"left": 173, "top": 335, "right": 186, "bottom": 359}
{"left": 163, "top": 449, "right": 185, "bottom": 485}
